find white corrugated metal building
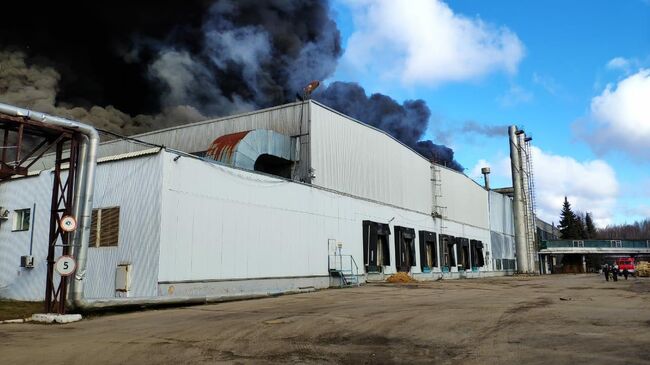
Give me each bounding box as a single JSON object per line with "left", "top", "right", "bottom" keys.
{"left": 0, "top": 101, "right": 516, "bottom": 301}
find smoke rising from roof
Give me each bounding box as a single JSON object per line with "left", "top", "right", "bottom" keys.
{"left": 0, "top": 0, "right": 462, "bottom": 171}
{"left": 314, "top": 82, "right": 463, "bottom": 170}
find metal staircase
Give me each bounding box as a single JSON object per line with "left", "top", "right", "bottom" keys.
{"left": 328, "top": 254, "right": 360, "bottom": 288}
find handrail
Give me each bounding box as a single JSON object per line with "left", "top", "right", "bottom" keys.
{"left": 328, "top": 254, "right": 360, "bottom": 287}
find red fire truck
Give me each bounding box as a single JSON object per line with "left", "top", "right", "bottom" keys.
{"left": 616, "top": 257, "right": 635, "bottom": 275}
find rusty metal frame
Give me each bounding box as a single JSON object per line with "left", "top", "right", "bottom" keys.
{"left": 0, "top": 114, "right": 80, "bottom": 314}
{"left": 44, "top": 138, "right": 79, "bottom": 314}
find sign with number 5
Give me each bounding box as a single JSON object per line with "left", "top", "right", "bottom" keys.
{"left": 55, "top": 255, "right": 76, "bottom": 276}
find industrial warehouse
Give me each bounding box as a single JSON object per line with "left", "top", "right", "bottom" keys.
{"left": 0, "top": 100, "right": 540, "bottom": 306}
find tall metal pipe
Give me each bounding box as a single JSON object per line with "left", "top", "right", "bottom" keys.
{"left": 481, "top": 167, "right": 491, "bottom": 190}
{"left": 508, "top": 126, "right": 529, "bottom": 273}
{"left": 0, "top": 103, "right": 98, "bottom": 309}
{"left": 518, "top": 132, "right": 537, "bottom": 273}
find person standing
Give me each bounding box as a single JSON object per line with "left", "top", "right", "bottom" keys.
{"left": 612, "top": 264, "right": 619, "bottom": 282}
{"left": 603, "top": 264, "right": 610, "bottom": 282}
{"left": 623, "top": 268, "right": 629, "bottom": 280}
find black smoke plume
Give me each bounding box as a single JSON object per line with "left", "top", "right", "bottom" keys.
{"left": 314, "top": 82, "right": 463, "bottom": 170}
{"left": 0, "top": 0, "right": 462, "bottom": 171}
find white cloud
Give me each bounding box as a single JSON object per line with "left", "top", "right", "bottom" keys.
{"left": 469, "top": 159, "right": 491, "bottom": 180}
{"left": 606, "top": 57, "right": 631, "bottom": 72}
{"left": 341, "top": 0, "right": 525, "bottom": 85}
{"left": 530, "top": 146, "right": 619, "bottom": 227}
{"left": 578, "top": 69, "right": 650, "bottom": 159}
{"left": 477, "top": 148, "right": 619, "bottom": 227}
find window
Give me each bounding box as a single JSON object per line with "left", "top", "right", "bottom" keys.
{"left": 12, "top": 209, "right": 31, "bottom": 231}
{"left": 89, "top": 207, "right": 120, "bottom": 247}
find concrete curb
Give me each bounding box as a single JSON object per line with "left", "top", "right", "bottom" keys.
{"left": 0, "top": 318, "right": 30, "bottom": 324}
{"left": 31, "top": 313, "right": 82, "bottom": 324}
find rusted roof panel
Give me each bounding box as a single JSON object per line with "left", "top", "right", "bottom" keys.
{"left": 206, "top": 130, "right": 251, "bottom": 163}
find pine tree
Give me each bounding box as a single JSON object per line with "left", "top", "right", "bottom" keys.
{"left": 559, "top": 197, "right": 580, "bottom": 239}
{"left": 585, "top": 212, "right": 596, "bottom": 239}
{"left": 576, "top": 214, "right": 586, "bottom": 239}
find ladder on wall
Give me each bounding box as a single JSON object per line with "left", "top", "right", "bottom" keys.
{"left": 520, "top": 139, "right": 538, "bottom": 270}
{"left": 431, "top": 165, "right": 448, "bottom": 232}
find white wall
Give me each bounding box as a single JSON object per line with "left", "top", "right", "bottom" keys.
{"left": 489, "top": 191, "right": 516, "bottom": 260}
{"left": 310, "top": 102, "right": 432, "bottom": 214}
{"left": 0, "top": 171, "right": 54, "bottom": 300}
{"left": 0, "top": 153, "right": 163, "bottom": 300}
{"left": 489, "top": 191, "right": 514, "bottom": 235}
{"left": 157, "top": 152, "right": 494, "bottom": 285}
{"left": 437, "top": 167, "right": 490, "bottom": 229}
{"left": 84, "top": 153, "right": 163, "bottom": 298}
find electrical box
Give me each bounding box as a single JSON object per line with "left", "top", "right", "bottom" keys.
{"left": 20, "top": 255, "right": 34, "bottom": 268}
{"left": 115, "top": 264, "right": 131, "bottom": 293}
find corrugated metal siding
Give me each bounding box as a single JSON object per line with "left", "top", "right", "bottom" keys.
{"left": 489, "top": 191, "right": 516, "bottom": 260}
{"left": 437, "top": 168, "right": 489, "bottom": 229}
{"left": 33, "top": 103, "right": 309, "bottom": 175}
{"left": 84, "top": 153, "right": 163, "bottom": 298}
{"left": 309, "top": 102, "right": 432, "bottom": 214}
{"left": 491, "top": 232, "right": 516, "bottom": 259}
{"left": 489, "top": 191, "right": 514, "bottom": 235}
{"left": 158, "top": 152, "right": 496, "bottom": 283}
{"left": 0, "top": 153, "right": 163, "bottom": 300}
{"left": 0, "top": 172, "right": 55, "bottom": 300}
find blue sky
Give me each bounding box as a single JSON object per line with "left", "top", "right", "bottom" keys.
{"left": 328, "top": 0, "right": 649, "bottom": 227}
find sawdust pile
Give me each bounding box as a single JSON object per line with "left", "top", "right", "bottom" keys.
{"left": 386, "top": 272, "right": 417, "bottom": 283}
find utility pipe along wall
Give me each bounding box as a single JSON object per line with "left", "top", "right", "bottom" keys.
{"left": 0, "top": 102, "right": 99, "bottom": 310}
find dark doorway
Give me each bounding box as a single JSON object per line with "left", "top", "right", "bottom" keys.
{"left": 254, "top": 154, "right": 292, "bottom": 178}
{"left": 470, "top": 240, "right": 485, "bottom": 268}
{"left": 362, "top": 220, "right": 391, "bottom": 273}
{"left": 394, "top": 226, "right": 416, "bottom": 272}
{"left": 419, "top": 230, "right": 437, "bottom": 272}
{"left": 457, "top": 238, "right": 470, "bottom": 270}
{"left": 439, "top": 234, "right": 456, "bottom": 271}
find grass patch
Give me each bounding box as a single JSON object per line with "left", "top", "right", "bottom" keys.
{"left": 0, "top": 300, "right": 43, "bottom": 321}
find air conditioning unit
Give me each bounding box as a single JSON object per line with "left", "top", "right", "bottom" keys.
{"left": 0, "top": 207, "right": 9, "bottom": 221}
{"left": 20, "top": 255, "right": 35, "bottom": 269}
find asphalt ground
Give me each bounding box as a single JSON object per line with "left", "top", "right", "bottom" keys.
{"left": 1, "top": 274, "right": 649, "bottom": 364}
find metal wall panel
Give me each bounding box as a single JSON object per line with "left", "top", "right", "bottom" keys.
{"left": 34, "top": 102, "right": 310, "bottom": 175}
{"left": 0, "top": 153, "right": 163, "bottom": 300}
{"left": 489, "top": 191, "right": 515, "bottom": 235}
{"left": 83, "top": 154, "right": 163, "bottom": 298}
{"left": 0, "top": 172, "right": 55, "bottom": 300}
{"left": 158, "top": 152, "right": 494, "bottom": 283}
{"left": 309, "top": 102, "right": 432, "bottom": 214}
{"left": 437, "top": 167, "right": 490, "bottom": 229}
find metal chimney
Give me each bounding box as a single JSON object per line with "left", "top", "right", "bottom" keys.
{"left": 509, "top": 126, "right": 529, "bottom": 273}
{"left": 481, "top": 167, "right": 491, "bottom": 190}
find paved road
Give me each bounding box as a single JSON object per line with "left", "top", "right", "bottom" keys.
{"left": 1, "top": 275, "right": 649, "bottom": 364}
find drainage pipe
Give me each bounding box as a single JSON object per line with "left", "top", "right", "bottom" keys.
{"left": 0, "top": 103, "right": 98, "bottom": 310}
{"left": 508, "top": 126, "right": 529, "bottom": 274}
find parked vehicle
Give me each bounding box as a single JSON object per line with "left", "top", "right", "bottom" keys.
{"left": 616, "top": 257, "right": 635, "bottom": 275}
